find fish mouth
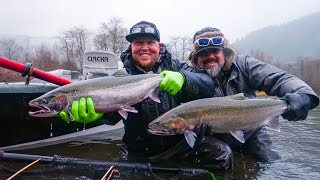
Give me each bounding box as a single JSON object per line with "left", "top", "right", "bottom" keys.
{"left": 28, "top": 102, "right": 59, "bottom": 117}
{"left": 148, "top": 128, "right": 175, "bottom": 136}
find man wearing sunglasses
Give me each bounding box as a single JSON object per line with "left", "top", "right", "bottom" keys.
{"left": 189, "top": 27, "right": 319, "bottom": 167}
{"left": 60, "top": 21, "right": 238, "bottom": 169}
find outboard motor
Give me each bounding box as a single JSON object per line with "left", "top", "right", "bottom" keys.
{"left": 83, "top": 51, "right": 122, "bottom": 79}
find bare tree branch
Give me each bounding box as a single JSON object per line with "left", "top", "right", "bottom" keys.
{"left": 58, "top": 26, "right": 91, "bottom": 71}
{"left": 0, "top": 38, "right": 23, "bottom": 61}
{"left": 93, "top": 17, "right": 129, "bottom": 56}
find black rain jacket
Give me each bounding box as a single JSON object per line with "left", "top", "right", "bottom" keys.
{"left": 106, "top": 45, "right": 214, "bottom": 155}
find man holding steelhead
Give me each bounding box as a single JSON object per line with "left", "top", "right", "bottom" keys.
{"left": 59, "top": 21, "right": 235, "bottom": 169}
{"left": 188, "top": 27, "right": 320, "bottom": 168}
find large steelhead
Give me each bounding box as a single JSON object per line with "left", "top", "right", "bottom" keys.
{"left": 148, "top": 94, "right": 288, "bottom": 147}
{"left": 28, "top": 74, "right": 163, "bottom": 119}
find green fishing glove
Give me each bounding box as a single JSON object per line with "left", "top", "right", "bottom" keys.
{"left": 59, "top": 97, "right": 104, "bottom": 123}
{"left": 159, "top": 70, "right": 185, "bottom": 95}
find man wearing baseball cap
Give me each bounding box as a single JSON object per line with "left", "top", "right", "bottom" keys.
{"left": 189, "top": 27, "right": 319, "bottom": 167}
{"left": 116, "top": 21, "right": 232, "bottom": 169}
{"left": 60, "top": 21, "right": 235, "bottom": 169}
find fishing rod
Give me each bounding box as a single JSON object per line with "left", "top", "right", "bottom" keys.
{"left": 0, "top": 150, "right": 210, "bottom": 175}
{"left": 0, "top": 56, "right": 71, "bottom": 86}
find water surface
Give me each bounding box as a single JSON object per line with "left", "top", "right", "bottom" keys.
{"left": 1, "top": 107, "right": 320, "bottom": 179}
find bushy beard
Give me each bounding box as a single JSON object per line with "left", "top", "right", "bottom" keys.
{"left": 205, "top": 64, "right": 223, "bottom": 77}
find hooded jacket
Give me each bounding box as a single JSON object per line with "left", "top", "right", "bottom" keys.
{"left": 108, "top": 44, "right": 214, "bottom": 155}
{"left": 195, "top": 45, "right": 319, "bottom": 109}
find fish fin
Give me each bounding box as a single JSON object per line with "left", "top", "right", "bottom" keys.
{"left": 227, "top": 93, "right": 247, "bottom": 100}
{"left": 118, "top": 106, "right": 138, "bottom": 120}
{"left": 122, "top": 106, "right": 138, "bottom": 113}
{"left": 266, "top": 116, "right": 280, "bottom": 132}
{"left": 184, "top": 130, "right": 197, "bottom": 148}
{"left": 230, "top": 130, "right": 245, "bottom": 143}
{"left": 67, "top": 110, "right": 75, "bottom": 121}
{"left": 69, "top": 114, "right": 75, "bottom": 122}
{"left": 118, "top": 110, "right": 128, "bottom": 120}
{"left": 149, "top": 89, "right": 160, "bottom": 103}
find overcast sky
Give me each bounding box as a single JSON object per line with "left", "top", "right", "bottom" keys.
{"left": 1, "top": 0, "right": 320, "bottom": 43}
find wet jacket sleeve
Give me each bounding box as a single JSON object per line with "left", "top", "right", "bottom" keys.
{"left": 172, "top": 59, "right": 215, "bottom": 102}
{"left": 238, "top": 56, "right": 319, "bottom": 109}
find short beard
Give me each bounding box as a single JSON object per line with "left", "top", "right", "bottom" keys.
{"left": 205, "top": 64, "right": 223, "bottom": 78}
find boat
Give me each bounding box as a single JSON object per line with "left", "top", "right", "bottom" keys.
{"left": 0, "top": 51, "right": 125, "bottom": 148}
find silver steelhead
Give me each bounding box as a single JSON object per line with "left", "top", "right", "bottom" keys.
{"left": 28, "top": 74, "right": 163, "bottom": 119}
{"left": 148, "top": 93, "right": 288, "bottom": 147}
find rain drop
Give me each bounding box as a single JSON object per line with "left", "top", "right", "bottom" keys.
{"left": 50, "top": 123, "right": 53, "bottom": 137}
{"left": 83, "top": 123, "right": 86, "bottom": 131}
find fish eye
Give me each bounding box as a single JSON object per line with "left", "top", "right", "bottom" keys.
{"left": 41, "top": 99, "right": 47, "bottom": 104}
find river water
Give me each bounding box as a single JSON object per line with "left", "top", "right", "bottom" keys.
{"left": 1, "top": 107, "right": 319, "bottom": 179}
{"left": 252, "top": 107, "right": 320, "bottom": 180}
{"left": 229, "top": 107, "right": 320, "bottom": 180}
